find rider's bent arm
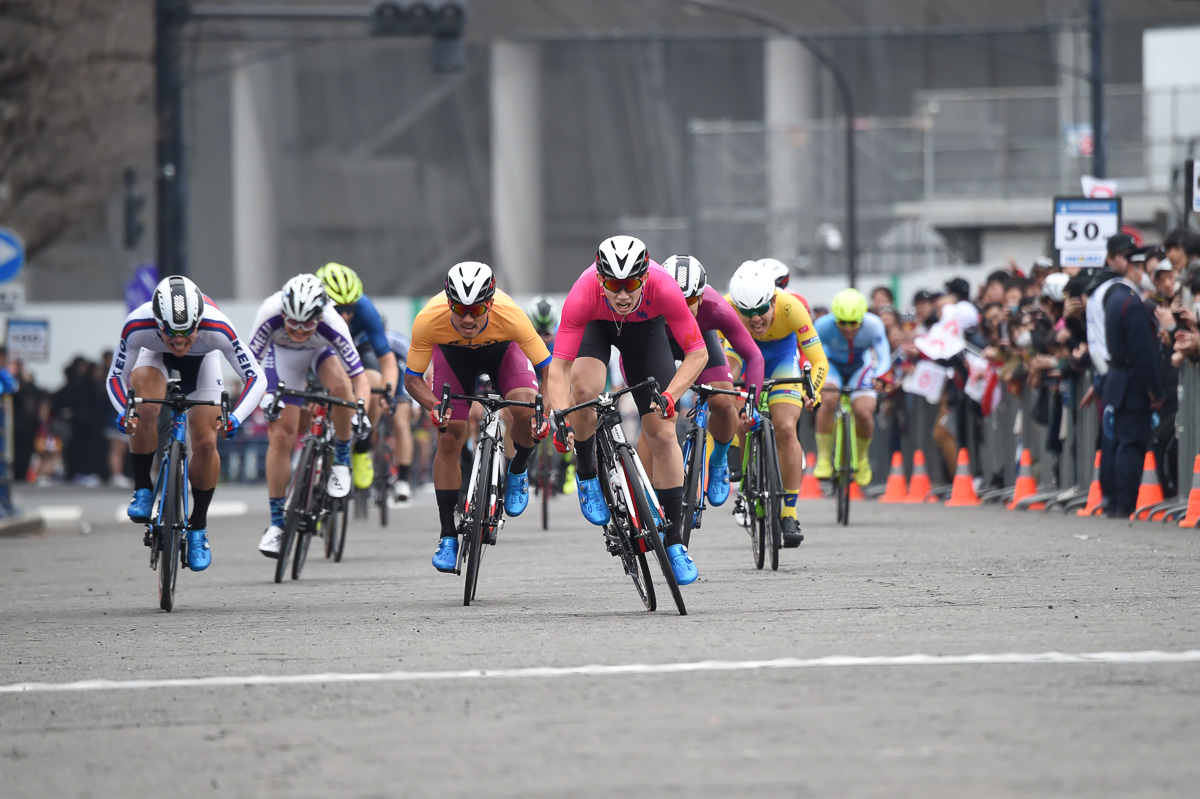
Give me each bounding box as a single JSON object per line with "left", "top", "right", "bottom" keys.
{"left": 665, "top": 347, "right": 708, "bottom": 404}
{"left": 378, "top": 350, "right": 400, "bottom": 402}
{"left": 404, "top": 372, "right": 438, "bottom": 413}
{"left": 546, "top": 357, "right": 573, "bottom": 417}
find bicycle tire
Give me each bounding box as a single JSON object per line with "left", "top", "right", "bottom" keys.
{"left": 746, "top": 431, "right": 766, "bottom": 570}
{"left": 680, "top": 424, "right": 704, "bottom": 549}
{"left": 334, "top": 496, "right": 350, "bottom": 562}
{"left": 597, "top": 452, "right": 655, "bottom": 610}
{"left": 158, "top": 439, "right": 185, "bottom": 612}
{"left": 375, "top": 417, "right": 392, "bottom": 528}
{"left": 837, "top": 408, "right": 852, "bottom": 526}
{"left": 294, "top": 446, "right": 328, "bottom": 580}
{"left": 762, "top": 419, "right": 783, "bottom": 571}
{"left": 463, "top": 438, "right": 493, "bottom": 606}
{"left": 540, "top": 443, "right": 551, "bottom": 531}
{"left": 622, "top": 447, "right": 686, "bottom": 616}
{"left": 276, "top": 441, "right": 313, "bottom": 583}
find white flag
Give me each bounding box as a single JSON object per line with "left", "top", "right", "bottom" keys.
{"left": 902, "top": 359, "right": 949, "bottom": 404}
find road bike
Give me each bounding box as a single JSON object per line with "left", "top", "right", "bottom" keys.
{"left": 680, "top": 383, "right": 749, "bottom": 548}
{"left": 353, "top": 385, "right": 395, "bottom": 528}
{"left": 732, "top": 366, "right": 816, "bottom": 571}
{"left": 125, "top": 375, "right": 229, "bottom": 612}
{"left": 829, "top": 386, "right": 859, "bottom": 526}
{"left": 554, "top": 377, "right": 686, "bottom": 615}
{"left": 436, "top": 384, "right": 544, "bottom": 606}
{"left": 265, "top": 382, "right": 366, "bottom": 583}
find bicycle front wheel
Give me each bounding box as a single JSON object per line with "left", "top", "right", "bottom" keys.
{"left": 158, "top": 440, "right": 185, "bottom": 612}
{"left": 539, "top": 443, "right": 551, "bottom": 531}
{"left": 622, "top": 447, "right": 686, "bottom": 616}
{"left": 761, "top": 419, "right": 784, "bottom": 571}
{"left": 332, "top": 497, "right": 349, "bottom": 562}
{"left": 746, "top": 431, "right": 766, "bottom": 570}
{"left": 680, "top": 425, "right": 704, "bottom": 549}
{"left": 463, "top": 439, "right": 493, "bottom": 606}
{"left": 375, "top": 418, "right": 392, "bottom": 528}
{"left": 836, "top": 408, "right": 852, "bottom": 526}
{"left": 276, "top": 441, "right": 314, "bottom": 583}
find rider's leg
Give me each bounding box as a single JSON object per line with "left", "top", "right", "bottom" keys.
{"left": 433, "top": 420, "right": 470, "bottom": 538}
{"left": 772, "top": 400, "right": 803, "bottom": 517}
{"left": 567, "top": 356, "right": 608, "bottom": 480}
{"left": 185, "top": 405, "right": 221, "bottom": 528}
{"left": 642, "top": 409, "right": 688, "bottom": 548}
{"left": 318, "top": 356, "right": 355, "bottom": 466}
{"left": 392, "top": 401, "right": 414, "bottom": 496}
{"left": 814, "top": 385, "right": 839, "bottom": 480}
{"left": 704, "top": 384, "right": 738, "bottom": 505}
{"left": 265, "top": 404, "right": 301, "bottom": 527}
{"left": 128, "top": 365, "right": 166, "bottom": 489}
{"left": 352, "top": 367, "right": 383, "bottom": 488}
{"left": 850, "top": 394, "right": 878, "bottom": 486}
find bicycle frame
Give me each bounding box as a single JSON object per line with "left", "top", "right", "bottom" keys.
{"left": 151, "top": 406, "right": 191, "bottom": 547}
{"left": 457, "top": 398, "right": 506, "bottom": 572}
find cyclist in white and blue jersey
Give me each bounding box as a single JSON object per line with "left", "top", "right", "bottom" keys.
{"left": 812, "top": 288, "right": 891, "bottom": 486}
{"left": 316, "top": 263, "right": 400, "bottom": 493}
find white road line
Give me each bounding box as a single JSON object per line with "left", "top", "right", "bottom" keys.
{"left": 112, "top": 500, "right": 247, "bottom": 523}
{"left": 36, "top": 506, "right": 83, "bottom": 522}
{"left": 3, "top": 650, "right": 1199, "bottom": 695}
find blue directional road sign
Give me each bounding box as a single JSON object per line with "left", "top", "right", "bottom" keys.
{"left": 0, "top": 228, "right": 25, "bottom": 284}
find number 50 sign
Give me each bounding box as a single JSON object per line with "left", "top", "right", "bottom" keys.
{"left": 1054, "top": 197, "right": 1121, "bottom": 268}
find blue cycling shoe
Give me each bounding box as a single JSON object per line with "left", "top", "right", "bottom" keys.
{"left": 706, "top": 462, "right": 731, "bottom": 506}
{"left": 667, "top": 543, "right": 698, "bottom": 586}
{"left": 432, "top": 536, "right": 459, "bottom": 573}
{"left": 576, "top": 476, "right": 611, "bottom": 525}
{"left": 186, "top": 528, "right": 211, "bottom": 571}
{"left": 128, "top": 488, "right": 154, "bottom": 522}
{"left": 504, "top": 470, "right": 530, "bottom": 516}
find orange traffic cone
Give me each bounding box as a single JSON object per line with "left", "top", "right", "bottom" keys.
{"left": 1007, "top": 449, "right": 1043, "bottom": 510}
{"left": 1131, "top": 452, "right": 1164, "bottom": 520}
{"left": 944, "top": 448, "right": 982, "bottom": 507}
{"left": 799, "top": 462, "right": 823, "bottom": 499}
{"left": 878, "top": 452, "right": 908, "bottom": 503}
{"left": 1178, "top": 456, "right": 1200, "bottom": 528}
{"left": 1077, "top": 452, "right": 1103, "bottom": 517}
{"left": 849, "top": 481, "right": 866, "bottom": 501}
{"left": 904, "top": 450, "right": 932, "bottom": 504}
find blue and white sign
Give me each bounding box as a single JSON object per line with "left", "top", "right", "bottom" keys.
{"left": 0, "top": 228, "right": 25, "bottom": 284}
{"left": 1053, "top": 197, "right": 1122, "bottom": 268}
{"left": 6, "top": 319, "right": 49, "bottom": 363}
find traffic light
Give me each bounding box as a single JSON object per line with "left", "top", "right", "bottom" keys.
{"left": 123, "top": 168, "right": 146, "bottom": 250}
{"left": 369, "top": 1, "right": 466, "bottom": 37}
{"left": 369, "top": 1, "right": 467, "bottom": 72}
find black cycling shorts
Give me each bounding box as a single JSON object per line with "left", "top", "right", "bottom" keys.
{"left": 576, "top": 318, "right": 677, "bottom": 417}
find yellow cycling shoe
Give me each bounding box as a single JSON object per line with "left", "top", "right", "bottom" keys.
{"left": 351, "top": 450, "right": 375, "bottom": 490}
{"left": 854, "top": 458, "right": 872, "bottom": 487}
{"left": 813, "top": 459, "right": 833, "bottom": 480}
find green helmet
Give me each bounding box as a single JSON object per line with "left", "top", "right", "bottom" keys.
{"left": 528, "top": 294, "right": 558, "bottom": 334}
{"left": 831, "top": 288, "right": 868, "bottom": 325}
{"left": 316, "top": 262, "right": 364, "bottom": 306}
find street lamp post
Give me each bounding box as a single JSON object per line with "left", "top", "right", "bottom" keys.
{"left": 680, "top": 0, "right": 857, "bottom": 288}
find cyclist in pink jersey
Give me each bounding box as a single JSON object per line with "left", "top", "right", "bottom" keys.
{"left": 656, "top": 255, "right": 763, "bottom": 507}
{"left": 547, "top": 235, "right": 708, "bottom": 586}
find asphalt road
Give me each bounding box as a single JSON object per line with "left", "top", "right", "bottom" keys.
{"left": 3, "top": 483, "right": 1199, "bottom": 798}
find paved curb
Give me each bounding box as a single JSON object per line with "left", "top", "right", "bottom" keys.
{"left": 0, "top": 512, "right": 47, "bottom": 537}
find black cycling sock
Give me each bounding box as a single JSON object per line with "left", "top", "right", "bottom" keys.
{"left": 397, "top": 464, "right": 411, "bottom": 481}
{"left": 132, "top": 452, "right": 155, "bottom": 491}
{"left": 658, "top": 486, "right": 685, "bottom": 548}
{"left": 189, "top": 487, "right": 215, "bottom": 529}
{"left": 435, "top": 489, "right": 459, "bottom": 538}
{"left": 509, "top": 442, "right": 535, "bottom": 475}
{"left": 353, "top": 430, "right": 373, "bottom": 454}
{"left": 574, "top": 436, "right": 597, "bottom": 480}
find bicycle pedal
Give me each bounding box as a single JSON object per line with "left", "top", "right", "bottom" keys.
{"left": 143, "top": 529, "right": 153, "bottom": 548}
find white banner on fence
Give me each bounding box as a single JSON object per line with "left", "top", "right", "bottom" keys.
{"left": 964, "top": 352, "right": 1002, "bottom": 415}
{"left": 902, "top": 359, "right": 949, "bottom": 404}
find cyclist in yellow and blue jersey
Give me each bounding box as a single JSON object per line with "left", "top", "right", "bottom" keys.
{"left": 812, "top": 288, "right": 891, "bottom": 487}
{"left": 724, "top": 260, "right": 828, "bottom": 547}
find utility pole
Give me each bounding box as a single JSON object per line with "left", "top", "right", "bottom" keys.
{"left": 1089, "top": 0, "right": 1106, "bottom": 178}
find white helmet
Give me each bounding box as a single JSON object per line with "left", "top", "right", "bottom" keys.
{"left": 281, "top": 273, "right": 327, "bottom": 323}
{"left": 1041, "top": 272, "right": 1069, "bottom": 303}
{"left": 661, "top": 254, "right": 707, "bottom": 299}
{"left": 151, "top": 275, "right": 205, "bottom": 336}
{"left": 445, "top": 261, "right": 496, "bottom": 305}
{"left": 756, "top": 257, "right": 791, "bottom": 289}
{"left": 728, "top": 260, "right": 776, "bottom": 311}
{"left": 596, "top": 235, "right": 649, "bottom": 280}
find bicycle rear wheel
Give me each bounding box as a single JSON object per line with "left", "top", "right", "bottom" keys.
{"left": 762, "top": 420, "right": 784, "bottom": 571}
{"left": 747, "top": 432, "right": 766, "bottom": 570}
{"left": 539, "top": 443, "right": 551, "bottom": 531}
{"left": 158, "top": 439, "right": 185, "bottom": 612}
{"left": 463, "top": 439, "right": 493, "bottom": 606}
{"left": 375, "top": 417, "right": 392, "bottom": 528}
{"left": 276, "top": 442, "right": 313, "bottom": 583}
{"left": 622, "top": 447, "right": 686, "bottom": 616}
{"left": 680, "top": 424, "right": 704, "bottom": 548}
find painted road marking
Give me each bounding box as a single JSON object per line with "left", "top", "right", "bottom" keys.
{"left": 112, "top": 500, "right": 248, "bottom": 523}
{"left": 3, "top": 650, "right": 1199, "bottom": 695}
